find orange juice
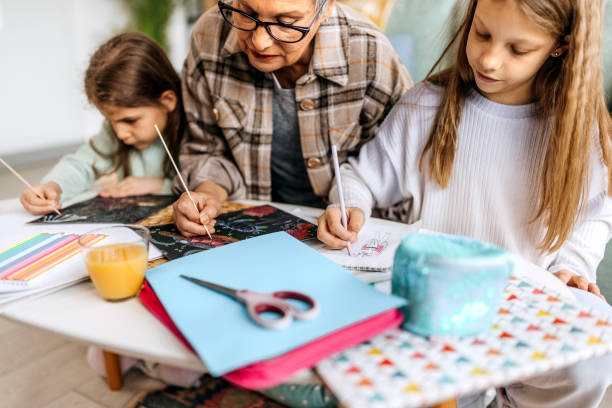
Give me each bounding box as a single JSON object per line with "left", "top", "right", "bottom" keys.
{"left": 85, "top": 243, "right": 147, "bottom": 300}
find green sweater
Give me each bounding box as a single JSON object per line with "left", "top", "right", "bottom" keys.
{"left": 42, "top": 121, "right": 173, "bottom": 202}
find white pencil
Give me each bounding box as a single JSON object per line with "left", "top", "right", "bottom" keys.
{"left": 154, "top": 124, "right": 213, "bottom": 240}
{"left": 331, "top": 145, "right": 351, "bottom": 256}
{"left": 0, "top": 157, "right": 62, "bottom": 216}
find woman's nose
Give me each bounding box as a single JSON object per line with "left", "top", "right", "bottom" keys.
{"left": 250, "top": 25, "right": 274, "bottom": 50}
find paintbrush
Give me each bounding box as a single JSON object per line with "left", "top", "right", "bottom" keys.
{"left": 0, "top": 157, "right": 62, "bottom": 216}
{"left": 154, "top": 124, "right": 213, "bottom": 240}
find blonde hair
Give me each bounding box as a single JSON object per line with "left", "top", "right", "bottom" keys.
{"left": 421, "top": 0, "right": 612, "bottom": 252}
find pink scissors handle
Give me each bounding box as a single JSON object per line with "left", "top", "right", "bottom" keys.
{"left": 235, "top": 290, "right": 319, "bottom": 330}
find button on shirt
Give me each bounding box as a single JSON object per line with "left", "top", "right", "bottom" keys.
{"left": 175, "top": 3, "right": 412, "bottom": 201}
{"left": 271, "top": 79, "right": 325, "bottom": 208}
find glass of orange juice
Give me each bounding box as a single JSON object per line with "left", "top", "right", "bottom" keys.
{"left": 79, "top": 225, "right": 150, "bottom": 301}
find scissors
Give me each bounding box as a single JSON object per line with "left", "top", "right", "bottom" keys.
{"left": 180, "top": 275, "right": 319, "bottom": 330}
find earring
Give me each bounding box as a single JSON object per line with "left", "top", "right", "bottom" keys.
{"left": 552, "top": 51, "right": 560, "bottom": 57}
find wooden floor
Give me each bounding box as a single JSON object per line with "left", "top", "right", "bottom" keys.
{"left": 0, "top": 317, "right": 165, "bottom": 408}
{"left": 0, "top": 317, "right": 611, "bottom": 408}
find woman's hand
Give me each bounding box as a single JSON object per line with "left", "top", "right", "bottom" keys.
{"left": 99, "top": 176, "right": 165, "bottom": 198}
{"left": 317, "top": 207, "right": 365, "bottom": 249}
{"left": 173, "top": 181, "right": 228, "bottom": 237}
{"left": 20, "top": 182, "right": 62, "bottom": 215}
{"left": 553, "top": 269, "right": 606, "bottom": 301}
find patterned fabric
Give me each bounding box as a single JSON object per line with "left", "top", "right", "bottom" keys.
{"left": 316, "top": 276, "right": 612, "bottom": 408}
{"left": 175, "top": 3, "right": 412, "bottom": 201}
{"left": 260, "top": 382, "right": 338, "bottom": 408}
{"left": 128, "top": 375, "right": 286, "bottom": 408}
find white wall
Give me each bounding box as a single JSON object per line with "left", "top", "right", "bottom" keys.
{"left": 0, "top": 0, "right": 189, "bottom": 158}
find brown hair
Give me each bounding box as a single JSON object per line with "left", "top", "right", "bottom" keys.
{"left": 84, "top": 31, "right": 185, "bottom": 178}
{"left": 420, "top": 0, "right": 612, "bottom": 252}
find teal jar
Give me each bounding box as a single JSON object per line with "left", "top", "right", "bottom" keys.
{"left": 392, "top": 233, "right": 513, "bottom": 337}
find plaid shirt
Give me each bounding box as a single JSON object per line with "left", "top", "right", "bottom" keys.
{"left": 176, "top": 3, "right": 412, "bottom": 201}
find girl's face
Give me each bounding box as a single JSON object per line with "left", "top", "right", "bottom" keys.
{"left": 232, "top": 0, "right": 330, "bottom": 73}
{"left": 98, "top": 91, "right": 177, "bottom": 150}
{"left": 466, "top": 0, "right": 559, "bottom": 105}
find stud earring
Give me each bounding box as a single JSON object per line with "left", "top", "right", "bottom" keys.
{"left": 552, "top": 51, "right": 560, "bottom": 57}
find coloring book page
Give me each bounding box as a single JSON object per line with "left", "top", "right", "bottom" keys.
{"left": 149, "top": 205, "right": 317, "bottom": 260}
{"left": 29, "top": 195, "right": 175, "bottom": 224}
{"left": 309, "top": 221, "right": 420, "bottom": 272}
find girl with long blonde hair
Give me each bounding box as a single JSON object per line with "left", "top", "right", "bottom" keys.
{"left": 319, "top": 0, "right": 612, "bottom": 406}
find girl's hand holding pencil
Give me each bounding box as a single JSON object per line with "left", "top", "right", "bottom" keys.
{"left": 19, "top": 181, "right": 62, "bottom": 216}
{"left": 317, "top": 207, "right": 365, "bottom": 250}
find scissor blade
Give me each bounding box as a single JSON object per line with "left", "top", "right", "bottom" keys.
{"left": 180, "top": 275, "right": 238, "bottom": 298}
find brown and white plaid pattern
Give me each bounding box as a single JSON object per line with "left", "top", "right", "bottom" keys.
{"left": 175, "top": 3, "right": 412, "bottom": 201}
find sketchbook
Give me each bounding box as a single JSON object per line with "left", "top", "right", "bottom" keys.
{"left": 0, "top": 212, "right": 163, "bottom": 310}
{"left": 308, "top": 220, "right": 420, "bottom": 272}
{"left": 0, "top": 232, "right": 106, "bottom": 293}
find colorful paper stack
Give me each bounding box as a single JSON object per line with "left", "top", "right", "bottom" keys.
{"left": 0, "top": 233, "right": 106, "bottom": 283}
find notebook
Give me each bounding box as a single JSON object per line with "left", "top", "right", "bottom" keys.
{"left": 0, "top": 233, "right": 106, "bottom": 293}
{"left": 0, "top": 212, "right": 163, "bottom": 309}
{"left": 308, "top": 219, "right": 420, "bottom": 272}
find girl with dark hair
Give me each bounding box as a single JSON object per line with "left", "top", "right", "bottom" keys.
{"left": 20, "top": 31, "right": 185, "bottom": 214}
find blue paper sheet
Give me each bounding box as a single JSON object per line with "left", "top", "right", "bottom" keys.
{"left": 146, "top": 232, "right": 406, "bottom": 376}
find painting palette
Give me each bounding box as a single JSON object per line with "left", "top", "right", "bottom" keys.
{"left": 29, "top": 195, "right": 176, "bottom": 224}
{"left": 149, "top": 205, "right": 317, "bottom": 259}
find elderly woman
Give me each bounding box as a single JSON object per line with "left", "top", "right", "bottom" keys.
{"left": 172, "top": 0, "right": 411, "bottom": 236}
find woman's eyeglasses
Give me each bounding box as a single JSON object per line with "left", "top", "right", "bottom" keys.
{"left": 218, "top": 1, "right": 323, "bottom": 44}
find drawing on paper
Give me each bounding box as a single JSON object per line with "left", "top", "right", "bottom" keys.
{"left": 149, "top": 205, "right": 317, "bottom": 260}
{"left": 354, "top": 233, "right": 390, "bottom": 257}
{"left": 29, "top": 195, "right": 176, "bottom": 224}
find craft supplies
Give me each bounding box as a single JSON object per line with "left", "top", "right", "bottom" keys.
{"left": 0, "top": 232, "right": 106, "bottom": 293}
{"left": 146, "top": 232, "right": 406, "bottom": 376}
{"left": 29, "top": 195, "right": 175, "bottom": 224}
{"left": 154, "top": 124, "right": 212, "bottom": 240}
{"left": 181, "top": 275, "right": 319, "bottom": 330}
{"left": 392, "top": 233, "right": 513, "bottom": 337}
{"left": 149, "top": 205, "right": 317, "bottom": 260}
{"left": 317, "top": 276, "right": 612, "bottom": 408}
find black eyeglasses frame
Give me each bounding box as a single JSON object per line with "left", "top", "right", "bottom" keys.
{"left": 217, "top": 1, "right": 323, "bottom": 44}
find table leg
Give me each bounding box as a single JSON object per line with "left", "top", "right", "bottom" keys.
{"left": 102, "top": 350, "right": 123, "bottom": 390}
{"left": 434, "top": 400, "right": 457, "bottom": 408}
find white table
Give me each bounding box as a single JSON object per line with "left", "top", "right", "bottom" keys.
{"left": 0, "top": 197, "right": 575, "bottom": 398}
